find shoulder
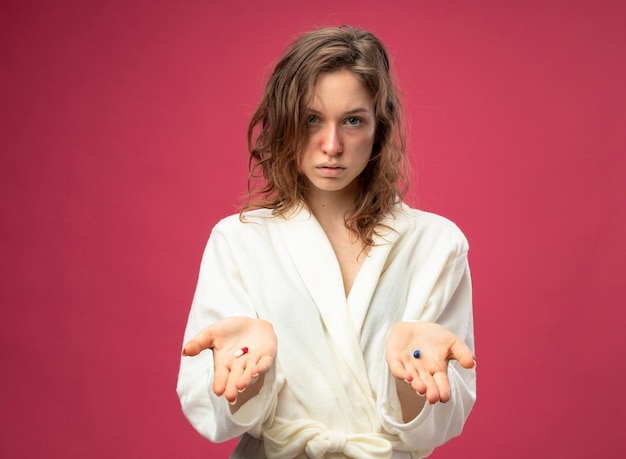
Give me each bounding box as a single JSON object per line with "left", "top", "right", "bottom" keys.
{"left": 387, "top": 203, "right": 469, "bottom": 254}
{"left": 210, "top": 208, "right": 290, "bottom": 240}
{"left": 212, "top": 208, "right": 272, "bottom": 228}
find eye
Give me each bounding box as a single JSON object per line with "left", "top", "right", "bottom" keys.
{"left": 307, "top": 114, "right": 321, "bottom": 124}
{"left": 345, "top": 117, "right": 362, "bottom": 126}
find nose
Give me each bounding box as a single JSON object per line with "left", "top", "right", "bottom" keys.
{"left": 321, "top": 124, "right": 343, "bottom": 155}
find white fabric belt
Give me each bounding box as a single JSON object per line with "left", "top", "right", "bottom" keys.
{"left": 263, "top": 418, "right": 403, "bottom": 459}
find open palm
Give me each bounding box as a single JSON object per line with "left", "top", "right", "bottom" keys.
{"left": 386, "top": 321, "right": 475, "bottom": 404}
{"left": 183, "top": 316, "right": 277, "bottom": 403}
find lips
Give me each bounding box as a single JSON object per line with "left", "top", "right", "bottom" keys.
{"left": 316, "top": 165, "right": 345, "bottom": 177}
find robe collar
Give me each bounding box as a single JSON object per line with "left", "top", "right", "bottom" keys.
{"left": 277, "top": 204, "right": 408, "bottom": 387}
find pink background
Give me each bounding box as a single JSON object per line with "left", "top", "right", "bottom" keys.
{"left": 2, "top": 1, "right": 625, "bottom": 457}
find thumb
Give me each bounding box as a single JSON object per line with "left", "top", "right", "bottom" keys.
{"left": 449, "top": 339, "right": 476, "bottom": 369}
{"left": 182, "top": 329, "right": 216, "bottom": 357}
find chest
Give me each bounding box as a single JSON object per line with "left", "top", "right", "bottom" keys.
{"left": 325, "top": 227, "right": 367, "bottom": 296}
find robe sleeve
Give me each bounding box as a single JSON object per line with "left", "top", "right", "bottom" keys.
{"left": 378, "top": 245, "right": 476, "bottom": 451}
{"left": 176, "top": 222, "right": 280, "bottom": 443}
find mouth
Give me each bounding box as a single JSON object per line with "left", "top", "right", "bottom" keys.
{"left": 316, "top": 165, "right": 345, "bottom": 177}
{"left": 317, "top": 163, "right": 345, "bottom": 170}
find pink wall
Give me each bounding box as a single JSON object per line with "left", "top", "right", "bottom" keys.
{"left": 2, "top": 1, "right": 625, "bottom": 457}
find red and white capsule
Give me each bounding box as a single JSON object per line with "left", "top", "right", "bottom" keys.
{"left": 234, "top": 347, "right": 249, "bottom": 358}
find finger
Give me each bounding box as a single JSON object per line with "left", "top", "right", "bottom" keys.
{"left": 249, "top": 354, "right": 275, "bottom": 378}
{"left": 235, "top": 373, "right": 257, "bottom": 392}
{"left": 433, "top": 371, "right": 451, "bottom": 403}
{"left": 224, "top": 363, "right": 246, "bottom": 403}
{"left": 387, "top": 359, "right": 413, "bottom": 382}
{"left": 418, "top": 370, "right": 440, "bottom": 405}
{"left": 235, "top": 355, "right": 263, "bottom": 391}
{"left": 212, "top": 362, "right": 230, "bottom": 397}
{"left": 449, "top": 340, "right": 476, "bottom": 369}
{"left": 182, "top": 329, "right": 217, "bottom": 357}
{"left": 409, "top": 373, "right": 427, "bottom": 396}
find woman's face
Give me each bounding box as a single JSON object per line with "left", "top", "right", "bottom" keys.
{"left": 299, "top": 69, "right": 376, "bottom": 202}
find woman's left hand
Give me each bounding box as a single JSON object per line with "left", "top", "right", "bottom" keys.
{"left": 385, "top": 321, "right": 475, "bottom": 405}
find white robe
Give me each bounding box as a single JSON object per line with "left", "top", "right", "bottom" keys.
{"left": 177, "top": 203, "right": 476, "bottom": 459}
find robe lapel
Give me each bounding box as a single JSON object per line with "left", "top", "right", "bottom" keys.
{"left": 278, "top": 207, "right": 371, "bottom": 389}
{"left": 347, "top": 207, "right": 410, "bottom": 334}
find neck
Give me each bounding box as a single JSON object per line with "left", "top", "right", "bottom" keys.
{"left": 305, "top": 188, "right": 357, "bottom": 225}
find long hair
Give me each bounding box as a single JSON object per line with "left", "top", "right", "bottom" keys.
{"left": 243, "top": 25, "right": 408, "bottom": 247}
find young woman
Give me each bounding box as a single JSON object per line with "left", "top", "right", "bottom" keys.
{"left": 177, "top": 26, "right": 476, "bottom": 459}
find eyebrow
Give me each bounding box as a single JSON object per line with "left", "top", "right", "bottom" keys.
{"left": 306, "top": 107, "right": 372, "bottom": 116}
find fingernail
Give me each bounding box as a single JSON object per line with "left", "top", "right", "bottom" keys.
{"left": 237, "top": 387, "right": 246, "bottom": 393}
{"left": 229, "top": 398, "right": 237, "bottom": 406}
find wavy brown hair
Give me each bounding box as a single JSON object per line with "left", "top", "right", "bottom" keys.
{"left": 242, "top": 26, "right": 408, "bottom": 247}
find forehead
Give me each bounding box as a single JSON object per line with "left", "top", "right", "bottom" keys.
{"left": 307, "top": 69, "right": 373, "bottom": 111}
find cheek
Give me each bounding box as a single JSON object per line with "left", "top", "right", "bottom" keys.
{"left": 301, "top": 134, "right": 317, "bottom": 155}
{"left": 354, "top": 148, "right": 373, "bottom": 172}
{"left": 299, "top": 144, "right": 312, "bottom": 168}
{"left": 358, "top": 132, "right": 376, "bottom": 158}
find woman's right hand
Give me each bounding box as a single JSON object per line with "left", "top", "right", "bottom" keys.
{"left": 182, "top": 317, "right": 277, "bottom": 405}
